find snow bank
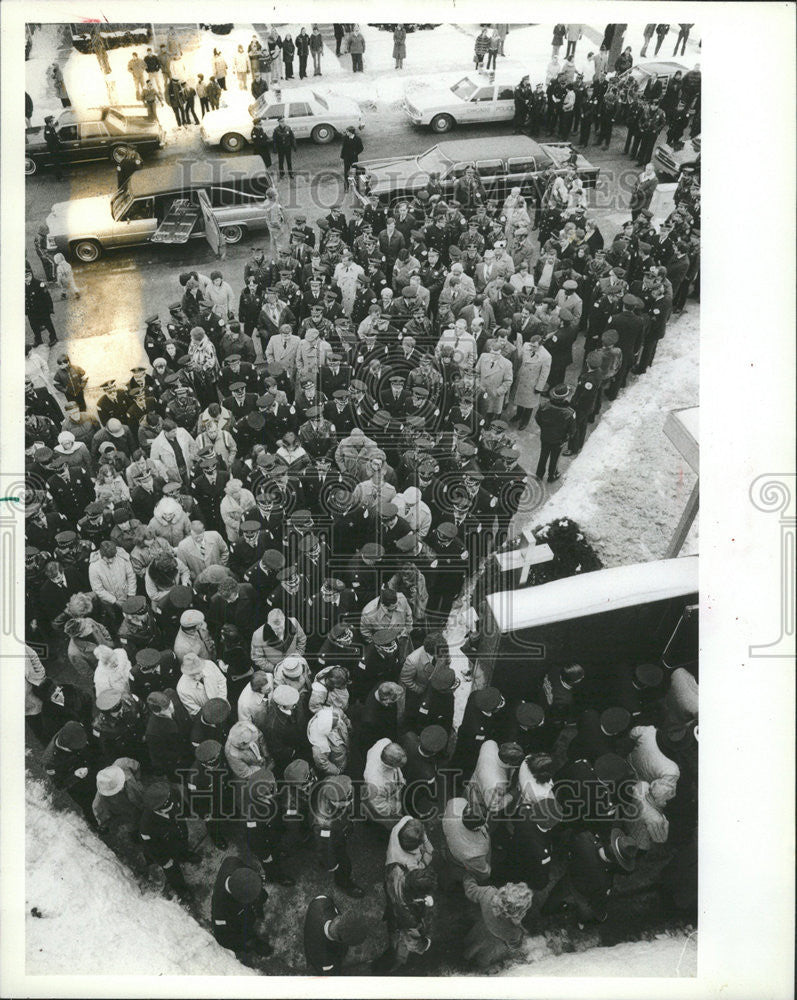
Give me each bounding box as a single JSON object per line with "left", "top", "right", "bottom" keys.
{"left": 530, "top": 308, "right": 700, "bottom": 567}
{"left": 502, "top": 930, "right": 697, "bottom": 977}
{"left": 26, "top": 780, "right": 252, "bottom": 975}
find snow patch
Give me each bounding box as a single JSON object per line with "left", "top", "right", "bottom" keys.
{"left": 26, "top": 781, "right": 252, "bottom": 975}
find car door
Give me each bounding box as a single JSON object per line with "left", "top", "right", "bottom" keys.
{"left": 55, "top": 123, "right": 80, "bottom": 161}
{"left": 506, "top": 155, "right": 538, "bottom": 200}
{"left": 77, "top": 121, "right": 111, "bottom": 161}
{"left": 106, "top": 196, "right": 158, "bottom": 247}
{"left": 475, "top": 157, "right": 505, "bottom": 201}
{"left": 287, "top": 100, "right": 313, "bottom": 139}
{"left": 494, "top": 83, "right": 516, "bottom": 123}
{"left": 464, "top": 85, "right": 496, "bottom": 122}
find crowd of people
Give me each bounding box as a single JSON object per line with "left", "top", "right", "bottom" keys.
{"left": 24, "top": 20, "right": 701, "bottom": 977}
{"left": 513, "top": 38, "right": 701, "bottom": 155}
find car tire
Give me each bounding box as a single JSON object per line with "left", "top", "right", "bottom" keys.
{"left": 311, "top": 123, "right": 336, "bottom": 144}
{"left": 25, "top": 156, "right": 38, "bottom": 176}
{"left": 71, "top": 239, "right": 102, "bottom": 263}
{"left": 430, "top": 113, "right": 454, "bottom": 134}
{"left": 221, "top": 132, "right": 247, "bottom": 153}
{"left": 221, "top": 225, "right": 244, "bottom": 244}
{"left": 111, "top": 144, "right": 135, "bottom": 163}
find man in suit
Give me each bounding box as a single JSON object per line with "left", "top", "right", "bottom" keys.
{"left": 377, "top": 218, "right": 405, "bottom": 282}
{"left": 258, "top": 287, "right": 296, "bottom": 346}
{"left": 176, "top": 520, "right": 229, "bottom": 581}
{"left": 191, "top": 454, "right": 230, "bottom": 534}
{"left": 265, "top": 323, "right": 301, "bottom": 381}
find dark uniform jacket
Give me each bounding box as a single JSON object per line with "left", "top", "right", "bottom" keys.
{"left": 211, "top": 855, "right": 267, "bottom": 952}
{"left": 304, "top": 895, "right": 348, "bottom": 974}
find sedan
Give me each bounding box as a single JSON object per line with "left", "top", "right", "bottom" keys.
{"left": 353, "top": 135, "right": 599, "bottom": 210}
{"left": 403, "top": 70, "right": 517, "bottom": 134}
{"left": 199, "top": 87, "right": 364, "bottom": 152}
{"left": 25, "top": 106, "right": 165, "bottom": 176}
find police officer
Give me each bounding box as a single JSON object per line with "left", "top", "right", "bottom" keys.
{"left": 401, "top": 723, "right": 449, "bottom": 819}
{"left": 42, "top": 720, "right": 98, "bottom": 824}
{"left": 118, "top": 595, "right": 161, "bottom": 659}
{"left": 91, "top": 689, "right": 143, "bottom": 765}
{"left": 449, "top": 686, "right": 507, "bottom": 786}
{"left": 303, "top": 896, "right": 369, "bottom": 975}
{"left": 564, "top": 351, "right": 604, "bottom": 456}
{"left": 309, "top": 774, "right": 364, "bottom": 897}
{"left": 534, "top": 385, "right": 575, "bottom": 483}
{"left": 184, "top": 738, "right": 230, "bottom": 849}
{"left": 211, "top": 855, "right": 273, "bottom": 961}
{"left": 241, "top": 766, "right": 296, "bottom": 885}
{"left": 139, "top": 780, "right": 197, "bottom": 898}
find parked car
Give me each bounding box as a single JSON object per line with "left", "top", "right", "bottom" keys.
{"left": 654, "top": 136, "right": 700, "bottom": 180}
{"left": 403, "top": 69, "right": 518, "bottom": 133}
{"left": 353, "top": 135, "right": 599, "bottom": 210}
{"left": 199, "top": 87, "right": 364, "bottom": 152}
{"left": 622, "top": 59, "right": 688, "bottom": 92}
{"left": 26, "top": 106, "right": 164, "bottom": 176}
{"left": 45, "top": 155, "right": 273, "bottom": 263}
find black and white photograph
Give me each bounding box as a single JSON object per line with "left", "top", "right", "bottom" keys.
{"left": 1, "top": 3, "right": 794, "bottom": 997}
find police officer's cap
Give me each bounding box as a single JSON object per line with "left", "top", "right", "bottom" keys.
{"left": 490, "top": 419, "right": 510, "bottom": 434}
{"left": 167, "top": 585, "right": 194, "bottom": 610}
{"left": 56, "top": 720, "right": 88, "bottom": 750}
{"left": 121, "top": 595, "right": 147, "bottom": 616}
{"left": 291, "top": 510, "right": 314, "bottom": 530}
{"left": 411, "top": 385, "right": 429, "bottom": 399}
{"left": 373, "top": 627, "right": 399, "bottom": 646}
{"left": 230, "top": 381, "right": 246, "bottom": 392}
{"left": 262, "top": 549, "right": 286, "bottom": 570}
{"left": 241, "top": 520, "right": 261, "bottom": 534}
{"left": 608, "top": 828, "right": 638, "bottom": 871}
{"left": 145, "top": 313, "right": 160, "bottom": 325}
{"left": 225, "top": 354, "right": 242, "bottom": 365}
{"left": 277, "top": 564, "right": 298, "bottom": 581}
{"left": 330, "top": 622, "right": 354, "bottom": 641}
{"left": 430, "top": 666, "right": 459, "bottom": 692}
{"left": 405, "top": 414, "right": 426, "bottom": 431}
{"left": 305, "top": 405, "right": 322, "bottom": 418}
{"left": 196, "top": 739, "right": 222, "bottom": 763}
{"left": 96, "top": 689, "right": 122, "bottom": 713}
{"left": 500, "top": 446, "right": 521, "bottom": 461}
{"left": 456, "top": 439, "right": 477, "bottom": 457}
{"left": 333, "top": 389, "right": 349, "bottom": 400}
{"left": 472, "top": 686, "right": 502, "bottom": 713}
{"left": 420, "top": 724, "right": 448, "bottom": 754}
{"left": 350, "top": 379, "right": 367, "bottom": 392}
{"left": 143, "top": 780, "right": 172, "bottom": 811}
{"left": 371, "top": 410, "right": 392, "bottom": 429}
{"left": 136, "top": 647, "right": 161, "bottom": 669}
{"left": 201, "top": 698, "right": 231, "bottom": 726}
{"left": 164, "top": 372, "right": 180, "bottom": 386}
{"left": 633, "top": 662, "right": 663, "bottom": 689}
{"left": 600, "top": 706, "right": 631, "bottom": 736}
{"left": 378, "top": 500, "right": 398, "bottom": 519}
{"left": 227, "top": 866, "right": 262, "bottom": 903}
{"left": 389, "top": 373, "right": 406, "bottom": 383}
{"left": 246, "top": 413, "right": 266, "bottom": 430}
{"left": 516, "top": 701, "right": 545, "bottom": 729}
{"left": 436, "top": 522, "right": 457, "bottom": 539}
{"left": 623, "top": 294, "right": 643, "bottom": 309}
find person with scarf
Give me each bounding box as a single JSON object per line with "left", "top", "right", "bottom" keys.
{"left": 375, "top": 864, "right": 437, "bottom": 972}
{"left": 224, "top": 720, "right": 271, "bottom": 779}
{"left": 187, "top": 326, "right": 220, "bottom": 407}
{"left": 307, "top": 706, "right": 351, "bottom": 776}
{"left": 251, "top": 608, "right": 307, "bottom": 672}
{"left": 173, "top": 608, "right": 217, "bottom": 665}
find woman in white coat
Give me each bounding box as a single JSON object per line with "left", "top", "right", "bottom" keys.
{"left": 220, "top": 478, "right": 255, "bottom": 543}
{"left": 93, "top": 646, "right": 133, "bottom": 700}
{"left": 205, "top": 270, "right": 235, "bottom": 321}
{"left": 511, "top": 335, "right": 552, "bottom": 429}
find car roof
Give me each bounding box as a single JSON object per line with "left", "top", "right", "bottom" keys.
{"left": 634, "top": 60, "right": 688, "bottom": 77}
{"left": 128, "top": 155, "right": 268, "bottom": 197}
{"left": 59, "top": 108, "right": 106, "bottom": 124}
{"left": 437, "top": 135, "right": 544, "bottom": 163}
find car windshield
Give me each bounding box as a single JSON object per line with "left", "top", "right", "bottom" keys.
{"left": 312, "top": 92, "right": 328, "bottom": 110}
{"left": 416, "top": 145, "right": 453, "bottom": 174}
{"left": 104, "top": 108, "right": 127, "bottom": 131}
{"left": 450, "top": 77, "right": 478, "bottom": 100}
{"left": 111, "top": 186, "right": 133, "bottom": 221}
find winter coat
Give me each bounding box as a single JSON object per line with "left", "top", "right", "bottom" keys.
{"left": 466, "top": 740, "right": 514, "bottom": 815}
{"left": 92, "top": 757, "right": 144, "bottom": 828}
{"left": 237, "top": 681, "right": 271, "bottom": 728}
{"left": 475, "top": 352, "right": 513, "bottom": 409}
{"left": 148, "top": 497, "right": 191, "bottom": 546}
{"left": 173, "top": 624, "right": 216, "bottom": 665}
{"left": 88, "top": 551, "right": 137, "bottom": 605}
{"left": 176, "top": 659, "right": 227, "bottom": 716}
{"left": 628, "top": 725, "right": 680, "bottom": 798}
{"left": 307, "top": 707, "right": 350, "bottom": 775}
{"left": 346, "top": 32, "right": 366, "bottom": 55}
{"left": 442, "top": 797, "right": 491, "bottom": 881}
{"left": 513, "top": 344, "right": 552, "bottom": 407}
{"left": 149, "top": 428, "right": 197, "bottom": 483}
{"left": 462, "top": 877, "right": 525, "bottom": 968}
{"left": 251, "top": 617, "right": 307, "bottom": 671}
{"left": 205, "top": 280, "right": 235, "bottom": 321}
{"left": 392, "top": 28, "right": 407, "bottom": 59}
{"left": 25, "top": 645, "right": 46, "bottom": 717}
{"left": 535, "top": 402, "right": 575, "bottom": 445}
{"left": 363, "top": 737, "right": 406, "bottom": 826}
{"left": 94, "top": 648, "right": 133, "bottom": 700}
{"left": 224, "top": 721, "right": 272, "bottom": 778}
{"left": 625, "top": 779, "right": 670, "bottom": 850}
{"left": 386, "top": 815, "right": 434, "bottom": 870}
{"left": 309, "top": 666, "right": 350, "bottom": 715}
{"left": 176, "top": 530, "right": 229, "bottom": 581}
{"left": 662, "top": 667, "right": 698, "bottom": 741}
